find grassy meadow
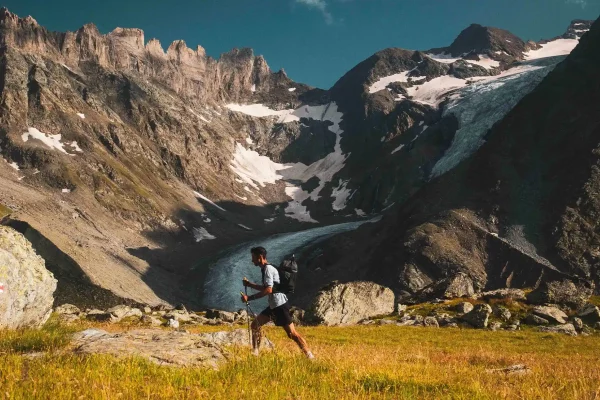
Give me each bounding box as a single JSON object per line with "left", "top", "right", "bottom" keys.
{"left": 1, "top": 317, "right": 599, "bottom": 399}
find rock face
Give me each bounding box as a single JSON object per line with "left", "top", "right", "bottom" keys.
{"left": 307, "top": 281, "right": 395, "bottom": 325}
{"left": 577, "top": 304, "right": 600, "bottom": 323}
{"left": 0, "top": 226, "right": 57, "bottom": 329}
{"left": 455, "top": 302, "right": 474, "bottom": 314}
{"left": 461, "top": 304, "right": 492, "bottom": 328}
{"left": 527, "top": 280, "right": 593, "bottom": 309}
{"left": 72, "top": 328, "right": 272, "bottom": 368}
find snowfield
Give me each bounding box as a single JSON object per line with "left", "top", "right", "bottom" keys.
{"left": 525, "top": 39, "right": 580, "bottom": 60}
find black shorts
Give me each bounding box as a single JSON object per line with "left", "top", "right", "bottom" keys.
{"left": 259, "top": 303, "right": 293, "bottom": 327}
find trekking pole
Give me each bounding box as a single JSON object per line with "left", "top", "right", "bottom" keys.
{"left": 243, "top": 283, "right": 252, "bottom": 347}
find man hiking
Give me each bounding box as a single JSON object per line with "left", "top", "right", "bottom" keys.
{"left": 240, "top": 246, "right": 314, "bottom": 359}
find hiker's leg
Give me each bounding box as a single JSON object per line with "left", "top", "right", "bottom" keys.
{"left": 251, "top": 313, "right": 270, "bottom": 351}
{"left": 283, "top": 323, "right": 310, "bottom": 354}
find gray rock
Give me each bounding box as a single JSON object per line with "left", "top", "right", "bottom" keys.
{"left": 413, "top": 315, "right": 424, "bottom": 325}
{"left": 531, "top": 305, "right": 568, "bottom": 324}
{"left": 359, "top": 319, "right": 376, "bottom": 325}
{"left": 417, "top": 273, "right": 475, "bottom": 300}
{"left": 289, "top": 307, "right": 305, "bottom": 325}
{"left": 205, "top": 309, "right": 236, "bottom": 323}
{"left": 572, "top": 317, "right": 584, "bottom": 332}
{"left": 57, "top": 313, "right": 80, "bottom": 324}
{"left": 461, "top": 304, "right": 492, "bottom": 328}
{"left": 141, "top": 315, "right": 163, "bottom": 326}
{"left": 525, "top": 314, "right": 549, "bottom": 325}
{"left": 86, "top": 310, "right": 117, "bottom": 323}
{"left": 166, "top": 319, "right": 180, "bottom": 329}
{"left": 397, "top": 319, "right": 417, "bottom": 327}
{"left": 493, "top": 306, "right": 511, "bottom": 322}
{"left": 234, "top": 309, "right": 249, "bottom": 323}
{"left": 505, "top": 323, "right": 520, "bottom": 331}
{"left": 423, "top": 316, "right": 439, "bottom": 328}
{"left": 396, "top": 304, "right": 408, "bottom": 316}
{"left": 307, "top": 281, "right": 395, "bottom": 325}
{"left": 399, "top": 314, "right": 412, "bottom": 323}
{"left": 143, "top": 306, "right": 152, "bottom": 314}
{"left": 378, "top": 319, "right": 396, "bottom": 325}
{"left": 0, "top": 226, "right": 57, "bottom": 329}
{"left": 107, "top": 305, "right": 143, "bottom": 321}
{"left": 527, "top": 280, "right": 592, "bottom": 309}
{"left": 164, "top": 311, "right": 193, "bottom": 323}
{"left": 577, "top": 304, "right": 600, "bottom": 323}
{"left": 455, "top": 302, "right": 474, "bottom": 314}
{"left": 538, "top": 323, "right": 578, "bottom": 336}
{"left": 478, "top": 289, "right": 526, "bottom": 302}
{"left": 435, "top": 313, "right": 456, "bottom": 326}
{"left": 489, "top": 321, "right": 503, "bottom": 331}
{"left": 55, "top": 304, "right": 81, "bottom": 315}
{"left": 444, "top": 322, "right": 459, "bottom": 328}
{"left": 72, "top": 328, "right": 272, "bottom": 368}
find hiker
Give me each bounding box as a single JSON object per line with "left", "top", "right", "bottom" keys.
{"left": 241, "top": 246, "right": 314, "bottom": 359}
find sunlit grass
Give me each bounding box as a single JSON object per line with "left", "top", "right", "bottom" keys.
{"left": 1, "top": 319, "right": 599, "bottom": 399}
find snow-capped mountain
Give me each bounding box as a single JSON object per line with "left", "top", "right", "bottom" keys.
{"left": 0, "top": 6, "right": 594, "bottom": 307}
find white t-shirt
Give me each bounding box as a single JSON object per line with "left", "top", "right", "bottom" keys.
{"left": 262, "top": 264, "right": 288, "bottom": 309}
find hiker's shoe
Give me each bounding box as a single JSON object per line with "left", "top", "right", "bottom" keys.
{"left": 252, "top": 349, "right": 260, "bottom": 357}
{"left": 306, "top": 351, "right": 315, "bottom": 360}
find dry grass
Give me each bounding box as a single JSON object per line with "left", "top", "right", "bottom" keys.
{"left": 1, "top": 319, "right": 600, "bottom": 399}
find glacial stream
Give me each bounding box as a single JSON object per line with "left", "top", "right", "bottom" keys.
{"left": 202, "top": 218, "right": 378, "bottom": 311}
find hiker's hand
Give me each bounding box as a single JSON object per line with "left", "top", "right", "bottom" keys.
{"left": 241, "top": 294, "right": 249, "bottom": 303}
{"left": 242, "top": 278, "right": 250, "bottom": 287}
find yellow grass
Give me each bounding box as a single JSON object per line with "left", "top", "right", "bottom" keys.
{"left": 1, "top": 320, "right": 600, "bottom": 399}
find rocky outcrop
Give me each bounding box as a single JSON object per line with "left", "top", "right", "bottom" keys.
{"left": 0, "top": 226, "right": 57, "bottom": 329}
{"left": 460, "top": 304, "right": 492, "bottom": 328}
{"left": 538, "top": 323, "right": 578, "bottom": 336}
{"left": 307, "top": 281, "right": 395, "bottom": 325}
{"left": 71, "top": 328, "right": 272, "bottom": 368}
{"left": 526, "top": 280, "right": 593, "bottom": 309}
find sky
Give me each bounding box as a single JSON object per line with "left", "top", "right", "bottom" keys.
{"left": 3, "top": 0, "right": 599, "bottom": 88}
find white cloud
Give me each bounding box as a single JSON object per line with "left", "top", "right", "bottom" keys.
{"left": 295, "top": 0, "right": 334, "bottom": 24}
{"left": 566, "top": 0, "right": 587, "bottom": 8}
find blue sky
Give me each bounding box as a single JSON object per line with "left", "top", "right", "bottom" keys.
{"left": 3, "top": 0, "right": 599, "bottom": 88}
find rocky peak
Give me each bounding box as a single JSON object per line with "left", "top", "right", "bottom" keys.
{"left": 561, "top": 19, "right": 593, "bottom": 39}
{"left": 443, "top": 23, "right": 527, "bottom": 58}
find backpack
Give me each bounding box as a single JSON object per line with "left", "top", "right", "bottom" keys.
{"left": 275, "top": 254, "right": 298, "bottom": 294}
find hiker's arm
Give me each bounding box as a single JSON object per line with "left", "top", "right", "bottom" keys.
{"left": 242, "top": 278, "right": 263, "bottom": 291}
{"left": 246, "top": 286, "right": 272, "bottom": 301}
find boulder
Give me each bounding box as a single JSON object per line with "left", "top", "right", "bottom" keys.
{"left": 55, "top": 304, "right": 81, "bottom": 315}
{"left": 413, "top": 315, "right": 424, "bottom": 325}
{"left": 107, "top": 305, "right": 143, "bottom": 321}
{"left": 527, "top": 280, "right": 593, "bottom": 309}
{"left": 143, "top": 306, "right": 152, "bottom": 314}
{"left": 0, "top": 226, "right": 57, "bottom": 329}
{"left": 423, "top": 316, "right": 439, "bottom": 328}
{"left": 577, "top": 304, "right": 600, "bottom": 323}
{"left": 505, "top": 322, "right": 520, "bottom": 331}
{"left": 454, "top": 302, "right": 474, "bottom": 314}
{"left": 141, "top": 315, "right": 163, "bottom": 326}
{"left": 378, "top": 319, "right": 396, "bottom": 325}
{"left": 206, "top": 309, "right": 236, "bottom": 323}
{"left": 167, "top": 319, "right": 180, "bottom": 329}
{"left": 233, "top": 309, "right": 248, "bottom": 323}
{"left": 72, "top": 328, "right": 273, "bottom": 368}
{"left": 435, "top": 313, "right": 456, "bottom": 326}
{"left": 461, "top": 304, "right": 492, "bottom": 328}
{"left": 477, "top": 289, "right": 526, "bottom": 302}
{"left": 58, "top": 313, "right": 80, "bottom": 324}
{"left": 531, "top": 306, "right": 568, "bottom": 324}
{"left": 164, "top": 311, "right": 193, "bottom": 323}
{"left": 86, "top": 310, "right": 117, "bottom": 323}
{"left": 525, "top": 314, "right": 549, "bottom": 325}
{"left": 417, "top": 273, "right": 475, "bottom": 300}
{"left": 493, "top": 306, "right": 511, "bottom": 322}
{"left": 489, "top": 321, "right": 503, "bottom": 331}
{"left": 572, "top": 317, "right": 584, "bottom": 332}
{"left": 307, "top": 281, "right": 395, "bottom": 325}
{"left": 289, "top": 307, "right": 305, "bottom": 325}
{"left": 396, "top": 304, "right": 408, "bottom": 316}
{"left": 538, "top": 323, "right": 578, "bottom": 336}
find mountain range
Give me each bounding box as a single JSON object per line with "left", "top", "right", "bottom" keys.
{"left": 0, "top": 7, "right": 596, "bottom": 308}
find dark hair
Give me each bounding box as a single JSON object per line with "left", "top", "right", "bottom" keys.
{"left": 251, "top": 246, "right": 267, "bottom": 257}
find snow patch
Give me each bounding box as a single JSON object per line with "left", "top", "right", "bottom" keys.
{"left": 264, "top": 218, "right": 275, "bottom": 223}
{"left": 61, "top": 188, "right": 71, "bottom": 193}
{"left": 331, "top": 179, "right": 351, "bottom": 211}
{"left": 391, "top": 144, "right": 405, "bottom": 155}
{"left": 288, "top": 87, "right": 297, "bottom": 92}
{"left": 77, "top": 113, "right": 85, "bottom": 119}
{"left": 235, "top": 195, "right": 248, "bottom": 201}
{"left": 468, "top": 55, "right": 500, "bottom": 70}
{"left": 369, "top": 71, "right": 413, "bottom": 93}
{"left": 69, "top": 141, "right": 83, "bottom": 153}
{"left": 193, "top": 227, "right": 216, "bottom": 242}
{"left": 225, "top": 103, "right": 293, "bottom": 118}
{"left": 245, "top": 137, "right": 254, "bottom": 145}
{"left": 525, "top": 39, "right": 580, "bottom": 60}
{"left": 238, "top": 224, "right": 253, "bottom": 231}
{"left": 8, "top": 162, "right": 19, "bottom": 171}
{"left": 355, "top": 209, "right": 366, "bottom": 217}
{"left": 193, "top": 191, "right": 227, "bottom": 212}
{"left": 406, "top": 75, "right": 466, "bottom": 106}
{"left": 426, "top": 53, "right": 461, "bottom": 64}
{"left": 250, "top": 84, "right": 256, "bottom": 93}
{"left": 21, "top": 127, "right": 70, "bottom": 154}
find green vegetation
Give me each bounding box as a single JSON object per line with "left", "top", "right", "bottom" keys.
{"left": 1, "top": 318, "right": 599, "bottom": 399}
